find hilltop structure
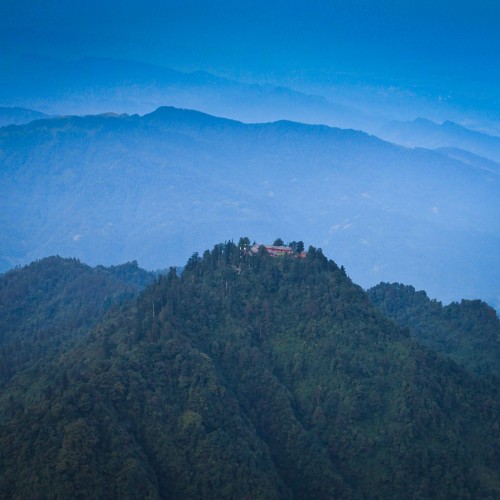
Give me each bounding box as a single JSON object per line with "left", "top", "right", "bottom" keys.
{"left": 250, "top": 244, "right": 307, "bottom": 258}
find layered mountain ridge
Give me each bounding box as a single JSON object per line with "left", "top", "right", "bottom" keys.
{"left": 0, "top": 106, "right": 49, "bottom": 127}
{"left": 1, "top": 106, "right": 498, "bottom": 308}
{"left": 378, "top": 117, "right": 500, "bottom": 164}
{"left": 0, "top": 55, "right": 366, "bottom": 128}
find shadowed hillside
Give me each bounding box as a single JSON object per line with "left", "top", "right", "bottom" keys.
{"left": 368, "top": 282, "right": 500, "bottom": 378}
{"left": 0, "top": 257, "right": 154, "bottom": 385}
{"left": 0, "top": 244, "right": 498, "bottom": 498}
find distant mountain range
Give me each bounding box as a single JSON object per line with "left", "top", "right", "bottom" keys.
{"left": 0, "top": 54, "right": 372, "bottom": 130}
{"left": 378, "top": 118, "right": 500, "bottom": 164}
{"left": 0, "top": 106, "right": 49, "bottom": 127}
{"left": 0, "top": 106, "right": 498, "bottom": 309}
{"left": 3, "top": 54, "right": 500, "bottom": 136}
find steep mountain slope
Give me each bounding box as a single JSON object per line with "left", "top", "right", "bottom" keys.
{"left": 0, "top": 106, "right": 498, "bottom": 307}
{"left": 368, "top": 282, "right": 500, "bottom": 377}
{"left": 435, "top": 147, "right": 500, "bottom": 175}
{"left": 0, "top": 257, "right": 153, "bottom": 385}
{"left": 0, "top": 244, "right": 498, "bottom": 498}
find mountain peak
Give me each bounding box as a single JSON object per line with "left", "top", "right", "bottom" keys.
{"left": 144, "top": 105, "right": 243, "bottom": 126}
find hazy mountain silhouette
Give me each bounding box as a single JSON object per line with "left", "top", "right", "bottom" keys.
{"left": 0, "top": 106, "right": 498, "bottom": 308}
{"left": 1, "top": 55, "right": 370, "bottom": 129}
{"left": 379, "top": 118, "right": 500, "bottom": 163}
{"left": 434, "top": 147, "right": 500, "bottom": 174}
{"left": 0, "top": 106, "right": 49, "bottom": 127}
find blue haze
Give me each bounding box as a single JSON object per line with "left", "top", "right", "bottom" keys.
{"left": 0, "top": 0, "right": 499, "bottom": 309}
{"left": 1, "top": 1, "right": 498, "bottom": 102}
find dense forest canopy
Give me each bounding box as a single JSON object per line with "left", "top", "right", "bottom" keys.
{"left": 0, "top": 256, "right": 154, "bottom": 386}
{"left": 368, "top": 282, "right": 500, "bottom": 378}
{"left": 0, "top": 243, "right": 498, "bottom": 498}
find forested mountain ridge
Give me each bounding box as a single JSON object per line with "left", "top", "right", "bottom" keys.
{"left": 0, "top": 256, "right": 154, "bottom": 385}
{"left": 1, "top": 106, "right": 499, "bottom": 308}
{"left": 0, "top": 244, "right": 498, "bottom": 498}
{"left": 368, "top": 282, "right": 500, "bottom": 378}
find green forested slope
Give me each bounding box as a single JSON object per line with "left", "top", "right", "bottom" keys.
{"left": 0, "top": 245, "right": 499, "bottom": 498}
{"left": 0, "top": 257, "right": 153, "bottom": 384}
{"left": 368, "top": 282, "right": 500, "bottom": 377}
